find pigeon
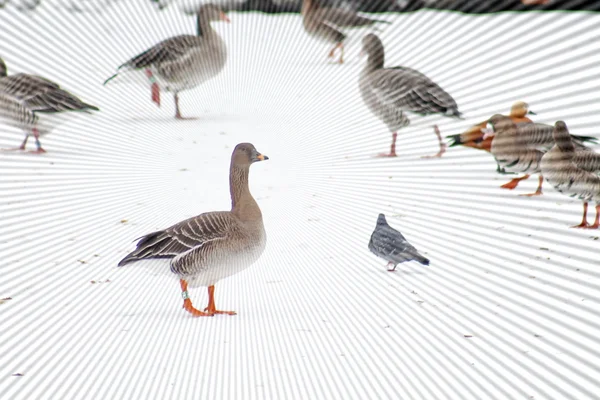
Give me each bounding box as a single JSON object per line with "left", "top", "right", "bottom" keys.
{"left": 368, "top": 214, "right": 429, "bottom": 271}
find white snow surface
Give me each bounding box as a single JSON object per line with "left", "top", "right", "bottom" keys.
{"left": 1, "top": 2, "right": 600, "bottom": 399}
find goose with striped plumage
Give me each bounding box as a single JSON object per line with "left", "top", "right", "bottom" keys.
{"left": 118, "top": 143, "right": 268, "bottom": 316}
{"left": 104, "top": 4, "right": 229, "bottom": 120}
{"left": 302, "top": 0, "right": 389, "bottom": 64}
{"left": 359, "top": 34, "right": 462, "bottom": 158}
{"left": 483, "top": 114, "right": 597, "bottom": 197}
{"left": 540, "top": 121, "right": 600, "bottom": 228}
{"left": 0, "top": 57, "right": 99, "bottom": 153}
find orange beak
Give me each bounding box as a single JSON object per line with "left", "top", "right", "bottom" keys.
{"left": 220, "top": 12, "right": 230, "bottom": 23}
{"left": 256, "top": 153, "right": 269, "bottom": 161}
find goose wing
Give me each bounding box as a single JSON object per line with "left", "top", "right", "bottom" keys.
{"left": 368, "top": 66, "right": 460, "bottom": 116}
{"left": 119, "top": 35, "right": 200, "bottom": 70}
{"left": 118, "top": 211, "right": 237, "bottom": 266}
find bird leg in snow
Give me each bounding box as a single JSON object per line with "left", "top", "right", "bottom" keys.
{"left": 180, "top": 279, "right": 213, "bottom": 317}
{"left": 204, "top": 285, "right": 236, "bottom": 315}
{"left": 500, "top": 174, "right": 530, "bottom": 190}
{"left": 1, "top": 135, "right": 29, "bottom": 151}
{"left": 174, "top": 93, "right": 198, "bottom": 120}
{"left": 421, "top": 125, "right": 447, "bottom": 158}
{"left": 519, "top": 175, "right": 543, "bottom": 197}
{"left": 328, "top": 43, "right": 344, "bottom": 64}
{"left": 27, "top": 128, "right": 46, "bottom": 154}
{"left": 591, "top": 205, "right": 600, "bottom": 229}
{"left": 376, "top": 132, "right": 398, "bottom": 157}
{"left": 570, "top": 202, "right": 599, "bottom": 229}
{"left": 145, "top": 69, "right": 161, "bottom": 107}
{"left": 387, "top": 262, "right": 397, "bottom": 272}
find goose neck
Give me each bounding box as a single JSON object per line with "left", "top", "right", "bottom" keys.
{"left": 230, "top": 164, "right": 261, "bottom": 219}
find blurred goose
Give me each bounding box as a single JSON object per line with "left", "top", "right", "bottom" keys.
{"left": 447, "top": 101, "right": 536, "bottom": 173}
{"left": 118, "top": 143, "right": 268, "bottom": 316}
{"left": 104, "top": 4, "right": 229, "bottom": 119}
{"left": 359, "top": 34, "right": 462, "bottom": 158}
{"left": 302, "top": 0, "right": 389, "bottom": 64}
{"left": 484, "top": 114, "right": 597, "bottom": 196}
{"left": 369, "top": 214, "right": 429, "bottom": 271}
{"left": 0, "top": 57, "right": 99, "bottom": 153}
{"left": 540, "top": 121, "right": 600, "bottom": 228}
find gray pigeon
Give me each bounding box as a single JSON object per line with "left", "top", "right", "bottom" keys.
{"left": 368, "top": 214, "right": 429, "bottom": 271}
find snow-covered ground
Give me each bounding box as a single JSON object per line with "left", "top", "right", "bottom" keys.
{"left": 1, "top": 2, "right": 600, "bottom": 399}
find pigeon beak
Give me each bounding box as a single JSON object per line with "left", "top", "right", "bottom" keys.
{"left": 220, "top": 12, "right": 230, "bottom": 23}
{"left": 528, "top": 110, "right": 536, "bottom": 115}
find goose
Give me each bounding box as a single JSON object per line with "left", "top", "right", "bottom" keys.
{"left": 359, "top": 34, "right": 462, "bottom": 158}
{"left": 484, "top": 114, "right": 597, "bottom": 197}
{"left": 302, "top": 0, "right": 389, "bottom": 64}
{"left": 369, "top": 214, "right": 429, "bottom": 272}
{"left": 104, "top": 4, "right": 229, "bottom": 120}
{"left": 0, "top": 57, "right": 99, "bottom": 153}
{"left": 540, "top": 121, "right": 600, "bottom": 228}
{"left": 118, "top": 143, "right": 269, "bottom": 316}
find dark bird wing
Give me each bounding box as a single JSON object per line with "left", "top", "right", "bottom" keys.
{"left": 313, "top": 8, "right": 389, "bottom": 27}
{"left": 118, "top": 211, "right": 236, "bottom": 266}
{"left": 0, "top": 73, "right": 60, "bottom": 99}
{"left": 369, "top": 224, "right": 429, "bottom": 265}
{"left": 370, "top": 66, "right": 461, "bottom": 117}
{"left": 118, "top": 35, "right": 200, "bottom": 70}
{"left": 24, "top": 88, "right": 99, "bottom": 113}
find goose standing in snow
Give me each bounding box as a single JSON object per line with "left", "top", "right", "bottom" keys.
{"left": 118, "top": 143, "right": 268, "bottom": 316}
{"left": 302, "top": 0, "right": 389, "bottom": 64}
{"left": 104, "top": 4, "right": 229, "bottom": 119}
{"left": 540, "top": 121, "right": 600, "bottom": 229}
{"left": 484, "top": 114, "right": 597, "bottom": 197}
{"left": 0, "top": 57, "right": 99, "bottom": 153}
{"left": 369, "top": 214, "right": 429, "bottom": 272}
{"left": 359, "top": 34, "right": 462, "bottom": 158}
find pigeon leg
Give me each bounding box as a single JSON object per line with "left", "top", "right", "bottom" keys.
{"left": 421, "top": 125, "right": 447, "bottom": 158}
{"left": 180, "top": 279, "right": 213, "bottom": 317}
{"left": 519, "top": 175, "right": 543, "bottom": 197}
{"left": 376, "top": 132, "right": 398, "bottom": 157}
{"left": 500, "top": 174, "right": 530, "bottom": 190}
{"left": 204, "top": 285, "right": 236, "bottom": 315}
{"left": 387, "top": 262, "right": 397, "bottom": 272}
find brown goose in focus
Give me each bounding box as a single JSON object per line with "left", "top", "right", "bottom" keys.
{"left": 118, "top": 143, "right": 269, "bottom": 316}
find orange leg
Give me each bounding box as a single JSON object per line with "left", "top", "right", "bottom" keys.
{"left": 180, "top": 279, "right": 213, "bottom": 317}
{"left": 591, "top": 205, "right": 600, "bottom": 229}
{"left": 27, "top": 128, "right": 46, "bottom": 154}
{"left": 376, "top": 132, "right": 398, "bottom": 157}
{"left": 519, "top": 175, "right": 543, "bottom": 197}
{"left": 204, "top": 285, "right": 236, "bottom": 315}
{"left": 421, "top": 125, "right": 447, "bottom": 159}
{"left": 174, "top": 93, "right": 198, "bottom": 120}
{"left": 145, "top": 69, "right": 160, "bottom": 107}
{"left": 571, "top": 202, "right": 590, "bottom": 229}
{"left": 328, "top": 43, "right": 344, "bottom": 64}
{"left": 501, "top": 174, "right": 530, "bottom": 190}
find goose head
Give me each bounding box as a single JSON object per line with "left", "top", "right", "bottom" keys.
{"left": 232, "top": 143, "right": 269, "bottom": 168}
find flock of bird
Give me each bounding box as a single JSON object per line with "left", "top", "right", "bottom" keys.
{"left": 0, "top": 1, "right": 598, "bottom": 316}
